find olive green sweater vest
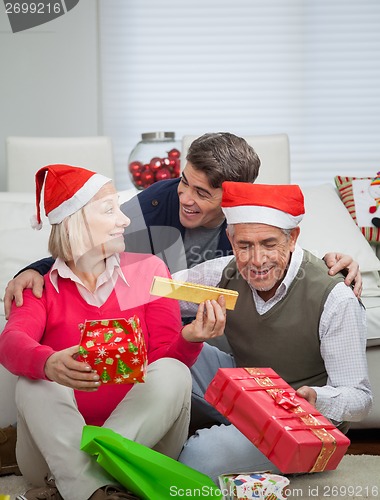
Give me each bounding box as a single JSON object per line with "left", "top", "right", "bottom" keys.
{"left": 216, "top": 250, "right": 345, "bottom": 390}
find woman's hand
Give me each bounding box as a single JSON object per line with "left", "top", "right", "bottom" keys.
{"left": 181, "top": 296, "right": 226, "bottom": 342}
{"left": 44, "top": 346, "right": 101, "bottom": 392}
{"left": 323, "top": 252, "right": 362, "bottom": 297}
{"left": 4, "top": 270, "right": 44, "bottom": 319}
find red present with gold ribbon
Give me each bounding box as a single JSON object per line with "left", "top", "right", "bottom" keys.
{"left": 204, "top": 367, "right": 350, "bottom": 474}
{"left": 78, "top": 316, "right": 147, "bottom": 384}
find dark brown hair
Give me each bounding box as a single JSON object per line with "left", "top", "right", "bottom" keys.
{"left": 186, "top": 132, "right": 261, "bottom": 188}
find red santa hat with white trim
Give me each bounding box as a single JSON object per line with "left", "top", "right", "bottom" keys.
{"left": 31, "top": 164, "right": 112, "bottom": 229}
{"left": 221, "top": 181, "right": 305, "bottom": 229}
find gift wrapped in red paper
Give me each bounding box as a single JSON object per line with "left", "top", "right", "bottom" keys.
{"left": 204, "top": 367, "right": 350, "bottom": 474}
{"left": 78, "top": 316, "right": 147, "bottom": 384}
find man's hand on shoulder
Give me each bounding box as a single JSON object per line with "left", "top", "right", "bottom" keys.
{"left": 3, "top": 270, "right": 44, "bottom": 319}
{"left": 323, "top": 252, "right": 362, "bottom": 297}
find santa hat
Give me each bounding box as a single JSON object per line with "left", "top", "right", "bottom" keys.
{"left": 221, "top": 182, "right": 305, "bottom": 229}
{"left": 31, "top": 164, "right": 112, "bottom": 229}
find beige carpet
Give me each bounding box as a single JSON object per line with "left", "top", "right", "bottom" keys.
{"left": 287, "top": 454, "right": 380, "bottom": 499}
{"left": 0, "top": 454, "right": 379, "bottom": 499}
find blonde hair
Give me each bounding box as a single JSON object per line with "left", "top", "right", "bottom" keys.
{"left": 48, "top": 208, "right": 90, "bottom": 261}
{"left": 48, "top": 181, "right": 115, "bottom": 262}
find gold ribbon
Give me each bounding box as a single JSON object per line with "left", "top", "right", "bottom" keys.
{"left": 244, "top": 368, "right": 337, "bottom": 472}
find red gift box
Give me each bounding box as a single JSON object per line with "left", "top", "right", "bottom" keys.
{"left": 204, "top": 367, "right": 350, "bottom": 474}
{"left": 78, "top": 316, "right": 147, "bottom": 384}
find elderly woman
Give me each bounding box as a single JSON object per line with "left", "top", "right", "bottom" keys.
{"left": 0, "top": 164, "right": 226, "bottom": 500}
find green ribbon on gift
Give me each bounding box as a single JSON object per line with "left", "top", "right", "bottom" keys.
{"left": 80, "top": 425, "right": 222, "bottom": 500}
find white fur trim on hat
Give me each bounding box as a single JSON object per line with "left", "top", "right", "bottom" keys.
{"left": 48, "top": 173, "right": 111, "bottom": 224}
{"left": 222, "top": 205, "right": 303, "bottom": 229}
{"left": 30, "top": 214, "right": 43, "bottom": 230}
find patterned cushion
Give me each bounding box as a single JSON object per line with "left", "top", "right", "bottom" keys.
{"left": 335, "top": 175, "right": 380, "bottom": 244}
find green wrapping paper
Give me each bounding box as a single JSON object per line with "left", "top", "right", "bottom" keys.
{"left": 80, "top": 426, "right": 222, "bottom": 500}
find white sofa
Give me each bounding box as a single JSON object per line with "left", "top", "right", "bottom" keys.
{"left": 1, "top": 184, "right": 380, "bottom": 429}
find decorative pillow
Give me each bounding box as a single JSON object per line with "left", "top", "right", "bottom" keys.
{"left": 335, "top": 174, "right": 380, "bottom": 244}
{"left": 299, "top": 184, "right": 380, "bottom": 276}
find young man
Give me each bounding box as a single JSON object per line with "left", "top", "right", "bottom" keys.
{"left": 3, "top": 132, "right": 361, "bottom": 316}
{"left": 176, "top": 181, "right": 372, "bottom": 483}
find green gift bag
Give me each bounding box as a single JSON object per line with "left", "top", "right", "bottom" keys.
{"left": 81, "top": 426, "right": 222, "bottom": 500}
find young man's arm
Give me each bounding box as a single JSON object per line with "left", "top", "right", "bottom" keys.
{"left": 3, "top": 257, "right": 54, "bottom": 319}
{"left": 16, "top": 257, "right": 54, "bottom": 277}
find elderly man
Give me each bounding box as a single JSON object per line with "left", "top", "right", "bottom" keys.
{"left": 176, "top": 181, "right": 372, "bottom": 483}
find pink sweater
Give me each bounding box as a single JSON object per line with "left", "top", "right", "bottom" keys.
{"left": 0, "top": 253, "right": 202, "bottom": 426}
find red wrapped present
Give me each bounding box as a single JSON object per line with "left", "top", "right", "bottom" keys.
{"left": 78, "top": 316, "right": 147, "bottom": 384}
{"left": 204, "top": 368, "right": 350, "bottom": 474}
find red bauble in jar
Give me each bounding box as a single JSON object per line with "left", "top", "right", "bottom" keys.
{"left": 149, "top": 157, "right": 163, "bottom": 172}
{"left": 128, "top": 132, "right": 181, "bottom": 190}
{"left": 155, "top": 167, "right": 172, "bottom": 182}
{"left": 168, "top": 148, "right": 181, "bottom": 159}
{"left": 140, "top": 169, "right": 155, "bottom": 188}
{"left": 129, "top": 161, "right": 143, "bottom": 176}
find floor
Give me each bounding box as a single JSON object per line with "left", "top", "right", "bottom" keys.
{"left": 346, "top": 428, "right": 380, "bottom": 455}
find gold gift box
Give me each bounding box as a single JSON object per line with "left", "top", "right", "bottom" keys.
{"left": 150, "top": 276, "right": 239, "bottom": 310}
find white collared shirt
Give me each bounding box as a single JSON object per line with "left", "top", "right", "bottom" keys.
{"left": 50, "top": 254, "right": 129, "bottom": 307}
{"left": 173, "top": 245, "right": 372, "bottom": 423}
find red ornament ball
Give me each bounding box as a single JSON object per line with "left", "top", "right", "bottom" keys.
{"left": 168, "top": 148, "right": 180, "bottom": 159}
{"left": 129, "top": 161, "right": 143, "bottom": 174}
{"left": 149, "top": 157, "right": 163, "bottom": 172}
{"left": 130, "top": 149, "right": 181, "bottom": 189}
{"left": 132, "top": 169, "right": 142, "bottom": 181}
{"left": 134, "top": 178, "right": 144, "bottom": 188}
{"left": 155, "top": 167, "right": 172, "bottom": 182}
{"left": 168, "top": 158, "right": 177, "bottom": 170}
{"left": 172, "top": 163, "right": 180, "bottom": 178}
{"left": 140, "top": 169, "right": 155, "bottom": 187}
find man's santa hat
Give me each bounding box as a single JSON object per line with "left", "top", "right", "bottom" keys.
{"left": 31, "top": 164, "right": 112, "bottom": 229}
{"left": 221, "top": 181, "right": 305, "bottom": 229}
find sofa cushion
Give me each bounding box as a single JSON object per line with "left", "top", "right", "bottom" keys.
{"left": 299, "top": 184, "right": 380, "bottom": 275}
{"left": 0, "top": 193, "right": 50, "bottom": 298}
{"left": 299, "top": 184, "right": 380, "bottom": 344}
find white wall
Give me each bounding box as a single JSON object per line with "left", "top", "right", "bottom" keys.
{"left": 0, "top": 0, "right": 100, "bottom": 190}
{"left": 100, "top": 1, "right": 380, "bottom": 189}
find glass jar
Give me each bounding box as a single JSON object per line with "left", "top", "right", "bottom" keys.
{"left": 128, "top": 131, "right": 181, "bottom": 190}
